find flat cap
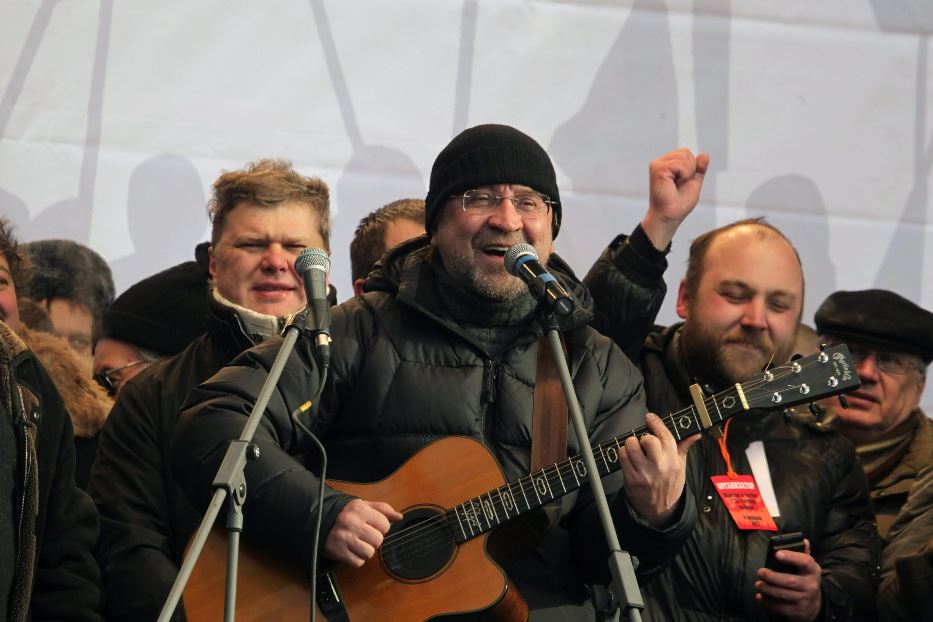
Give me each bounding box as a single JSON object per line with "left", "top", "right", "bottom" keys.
{"left": 815, "top": 289, "right": 933, "bottom": 363}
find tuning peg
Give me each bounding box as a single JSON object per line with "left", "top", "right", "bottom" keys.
{"left": 838, "top": 395, "right": 849, "bottom": 409}
{"left": 783, "top": 408, "right": 793, "bottom": 425}
{"left": 808, "top": 402, "right": 826, "bottom": 419}
{"left": 819, "top": 342, "right": 827, "bottom": 351}
{"left": 702, "top": 383, "right": 715, "bottom": 396}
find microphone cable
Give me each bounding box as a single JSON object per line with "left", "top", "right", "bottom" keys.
{"left": 288, "top": 353, "right": 330, "bottom": 622}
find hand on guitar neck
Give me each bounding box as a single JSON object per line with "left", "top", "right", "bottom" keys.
{"left": 619, "top": 412, "right": 701, "bottom": 526}
{"left": 324, "top": 499, "right": 404, "bottom": 567}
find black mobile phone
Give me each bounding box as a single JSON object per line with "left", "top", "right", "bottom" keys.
{"left": 764, "top": 531, "right": 805, "bottom": 574}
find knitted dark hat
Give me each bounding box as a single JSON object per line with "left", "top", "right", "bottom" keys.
{"left": 815, "top": 289, "right": 933, "bottom": 364}
{"left": 101, "top": 261, "right": 209, "bottom": 356}
{"left": 424, "top": 124, "right": 561, "bottom": 237}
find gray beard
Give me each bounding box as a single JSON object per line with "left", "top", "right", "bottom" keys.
{"left": 439, "top": 251, "right": 526, "bottom": 302}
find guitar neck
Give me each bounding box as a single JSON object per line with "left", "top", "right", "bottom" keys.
{"left": 447, "top": 406, "right": 702, "bottom": 544}
{"left": 447, "top": 345, "right": 858, "bottom": 544}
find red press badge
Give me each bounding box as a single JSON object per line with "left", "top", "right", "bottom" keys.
{"left": 711, "top": 474, "right": 778, "bottom": 531}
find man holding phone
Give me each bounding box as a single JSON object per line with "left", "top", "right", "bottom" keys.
{"left": 588, "top": 220, "right": 880, "bottom": 620}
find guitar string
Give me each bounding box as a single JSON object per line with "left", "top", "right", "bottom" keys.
{"left": 377, "top": 357, "right": 834, "bottom": 556}
{"left": 377, "top": 356, "right": 839, "bottom": 557}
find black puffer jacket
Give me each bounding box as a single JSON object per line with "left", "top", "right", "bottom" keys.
{"left": 88, "top": 296, "right": 255, "bottom": 621}
{"left": 583, "top": 225, "right": 671, "bottom": 361}
{"left": 638, "top": 324, "right": 880, "bottom": 622}
{"left": 0, "top": 321, "right": 100, "bottom": 621}
{"left": 173, "top": 240, "right": 697, "bottom": 617}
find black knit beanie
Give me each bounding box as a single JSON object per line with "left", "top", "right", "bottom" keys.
{"left": 424, "top": 124, "right": 561, "bottom": 237}
{"left": 101, "top": 261, "right": 209, "bottom": 356}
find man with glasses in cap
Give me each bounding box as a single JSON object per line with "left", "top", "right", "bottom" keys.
{"left": 813, "top": 289, "right": 933, "bottom": 541}
{"left": 92, "top": 259, "right": 210, "bottom": 399}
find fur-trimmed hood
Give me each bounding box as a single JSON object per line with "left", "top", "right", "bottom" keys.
{"left": 18, "top": 325, "right": 111, "bottom": 437}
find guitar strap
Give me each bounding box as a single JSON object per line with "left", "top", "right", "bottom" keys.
{"left": 531, "top": 335, "right": 569, "bottom": 471}
{"left": 477, "top": 335, "right": 571, "bottom": 569}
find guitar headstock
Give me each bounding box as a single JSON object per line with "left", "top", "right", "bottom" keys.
{"left": 739, "top": 344, "right": 861, "bottom": 411}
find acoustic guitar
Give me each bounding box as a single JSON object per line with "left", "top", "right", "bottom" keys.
{"left": 184, "top": 345, "right": 859, "bottom": 621}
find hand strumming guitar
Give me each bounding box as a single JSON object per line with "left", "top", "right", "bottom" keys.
{"left": 618, "top": 412, "right": 700, "bottom": 527}
{"left": 324, "top": 498, "right": 403, "bottom": 567}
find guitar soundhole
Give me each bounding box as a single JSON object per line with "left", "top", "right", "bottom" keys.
{"left": 381, "top": 506, "right": 455, "bottom": 582}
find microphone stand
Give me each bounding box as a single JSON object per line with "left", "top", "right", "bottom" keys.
{"left": 541, "top": 313, "right": 644, "bottom": 622}
{"left": 158, "top": 317, "right": 319, "bottom": 622}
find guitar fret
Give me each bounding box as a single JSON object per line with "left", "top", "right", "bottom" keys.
{"left": 462, "top": 501, "right": 478, "bottom": 537}
{"left": 711, "top": 393, "right": 724, "bottom": 422}
{"left": 474, "top": 499, "right": 487, "bottom": 533}
{"left": 491, "top": 491, "right": 505, "bottom": 523}
{"left": 601, "top": 444, "right": 618, "bottom": 474}
{"left": 574, "top": 458, "right": 587, "bottom": 482}
{"left": 468, "top": 497, "right": 488, "bottom": 532}
{"left": 556, "top": 461, "right": 567, "bottom": 493}
{"left": 454, "top": 506, "right": 468, "bottom": 540}
{"left": 499, "top": 484, "right": 515, "bottom": 517}
{"left": 604, "top": 443, "right": 619, "bottom": 472}
{"left": 570, "top": 459, "right": 581, "bottom": 486}
{"left": 482, "top": 493, "right": 498, "bottom": 526}
{"left": 690, "top": 407, "right": 701, "bottom": 433}
{"left": 543, "top": 468, "right": 555, "bottom": 500}
{"left": 531, "top": 472, "right": 544, "bottom": 505}
{"left": 518, "top": 477, "right": 531, "bottom": 510}
{"left": 670, "top": 415, "right": 682, "bottom": 440}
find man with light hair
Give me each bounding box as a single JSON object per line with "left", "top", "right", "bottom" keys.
{"left": 89, "top": 159, "right": 332, "bottom": 621}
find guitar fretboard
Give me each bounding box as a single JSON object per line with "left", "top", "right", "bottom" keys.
{"left": 446, "top": 396, "right": 720, "bottom": 543}
{"left": 444, "top": 349, "right": 854, "bottom": 543}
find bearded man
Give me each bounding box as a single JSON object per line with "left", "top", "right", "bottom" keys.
{"left": 631, "top": 219, "right": 879, "bottom": 621}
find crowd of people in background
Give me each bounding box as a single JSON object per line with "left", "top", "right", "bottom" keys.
{"left": 1, "top": 123, "right": 930, "bottom": 621}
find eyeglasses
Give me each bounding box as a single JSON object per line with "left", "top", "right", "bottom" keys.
{"left": 451, "top": 189, "right": 555, "bottom": 218}
{"left": 827, "top": 341, "right": 920, "bottom": 375}
{"left": 93, "top": 359, "right": 149, "bottom": 396}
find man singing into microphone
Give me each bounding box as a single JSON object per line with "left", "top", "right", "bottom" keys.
{"left": 174, "top": 125, "right": 701, "bottom": 620}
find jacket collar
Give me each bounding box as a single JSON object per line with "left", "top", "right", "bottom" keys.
{"left": 206, "top": 293, "right": 262, "bottom": 358}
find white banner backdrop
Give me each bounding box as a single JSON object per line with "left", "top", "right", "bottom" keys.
{"left": 1, "top": 0, "right": 931, "bottom": 407}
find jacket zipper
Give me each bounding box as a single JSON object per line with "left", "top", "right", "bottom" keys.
{"left": 479, "top": 359, "right": 499, "bottom": 440}
{"left": 14, "top": 385, "right": 30, "bottom": 576}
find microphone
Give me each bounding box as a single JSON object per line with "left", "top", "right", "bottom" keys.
{"left": 504, "top": 243, "right": 574, "bottom": 317}
{"left": 295, "top": 247, "right": 332, "bottom": 354}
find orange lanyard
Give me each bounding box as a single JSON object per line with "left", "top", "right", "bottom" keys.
{"left": 717, "top": 418, "right": 738, "bottom": 478}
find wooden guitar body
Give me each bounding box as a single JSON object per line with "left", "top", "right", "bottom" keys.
{"left": 185, "top": 436, "right": 529, "bottom": 621}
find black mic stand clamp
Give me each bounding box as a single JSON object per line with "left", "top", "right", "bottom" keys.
{"left": 538, "top": 311, "right": 645, "bottom": 622}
